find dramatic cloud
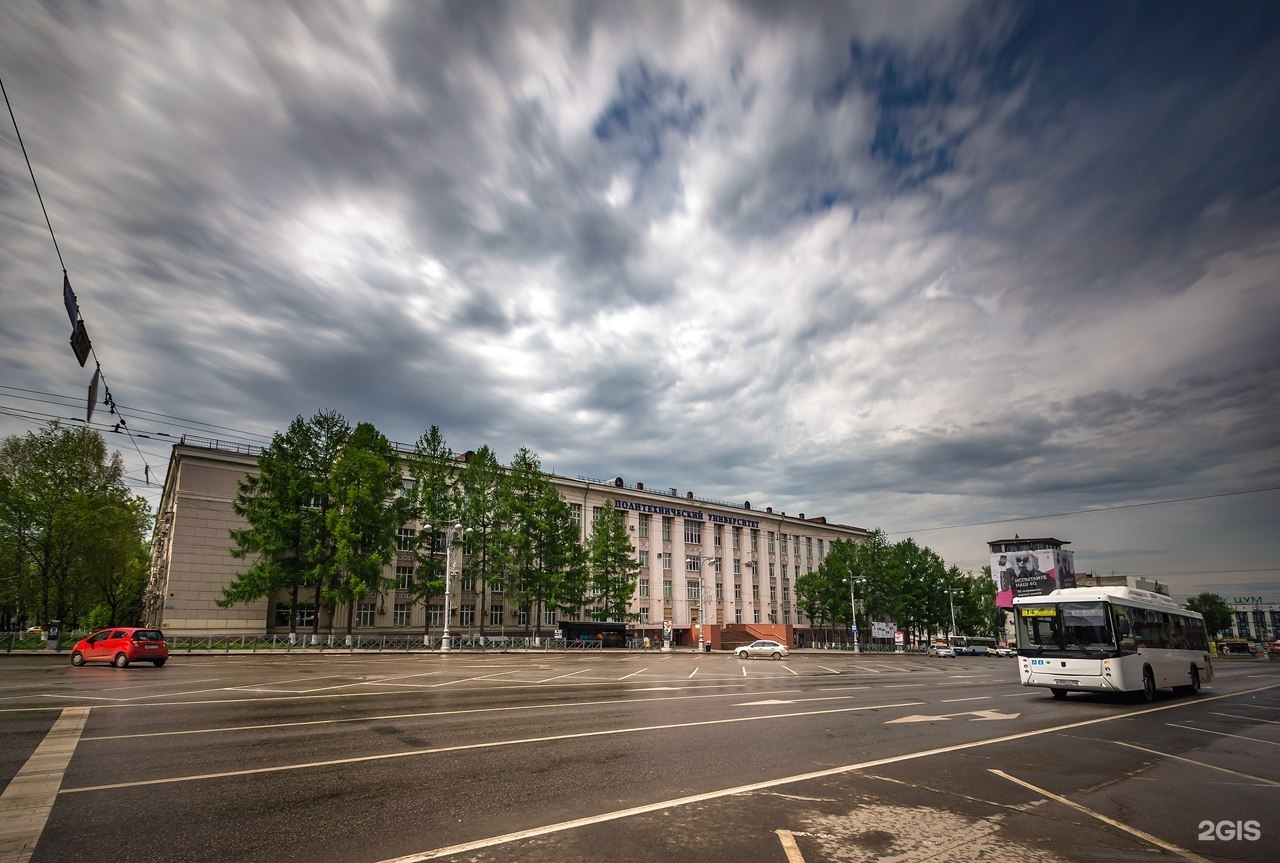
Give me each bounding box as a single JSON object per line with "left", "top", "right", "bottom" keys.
{"left": 3, "top": 0, "right": 1278, "bottom": 600}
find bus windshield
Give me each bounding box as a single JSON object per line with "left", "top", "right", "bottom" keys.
{"left": 1017, "top": 601, "right": 1117, "bottom": 656}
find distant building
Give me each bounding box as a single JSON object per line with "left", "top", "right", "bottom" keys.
{"left": 145, "top": 437, "right": 870, "bottom": 644}
{"left": 1222, "top": 594, "right": 1280, "bottom": 642}
{"left": 989, "top": 535, "right": 1076, "bottom": 609}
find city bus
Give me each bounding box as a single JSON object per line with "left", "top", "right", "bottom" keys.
{"left": 1013, "top": 586, "right": 1213, "bottom": 701}
{"left": 948, "top": 635, "right": 998, "bottom": 656}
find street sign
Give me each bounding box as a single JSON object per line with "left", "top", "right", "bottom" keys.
{"left": 86, "top": 368, "right": 100, "bottom": 423}
{"left": 70, "top": 320, "right": 92, "bottom": 367}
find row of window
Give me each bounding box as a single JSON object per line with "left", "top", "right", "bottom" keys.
{"left": 274, "top": 602, "right": 555, "bottom": 629}
{"left": 636, "top": 577, "right": 789, "bottom": 601}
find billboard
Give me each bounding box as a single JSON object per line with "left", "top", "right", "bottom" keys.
{"left": 994, "top": 548, "right": 1075, "bottom": 608}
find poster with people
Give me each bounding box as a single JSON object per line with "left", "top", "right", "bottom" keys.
{"left": 994, "top": 548, "right": 1076, "bottom": 608}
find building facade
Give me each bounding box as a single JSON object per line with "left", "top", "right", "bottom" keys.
{"left": 145, "top": 438, "right": 869, "bottom": 642}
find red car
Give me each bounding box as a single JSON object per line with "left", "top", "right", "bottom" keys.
{"left": 70, "top": 627, "right": 168, "bottom": 668}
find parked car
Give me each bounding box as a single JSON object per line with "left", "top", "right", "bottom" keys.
{"left": 70, "top": 627, "right": 168, "bottom": 668}
{"left": 736, "top": 639, "right": 789, "bottom": 660}
{"left": 994, "top": 645, "right": 1016, "bottom": 657}
{"left": 927, "top": 644, "right": 956, "bottom": 657}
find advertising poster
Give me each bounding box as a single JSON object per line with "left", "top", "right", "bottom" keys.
{"left": 994, "top": 548, "right": 1076, "bottom": 608}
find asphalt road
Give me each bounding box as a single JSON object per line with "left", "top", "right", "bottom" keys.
{"left": 1, "top": 650, "right": 1276, "bottom": 863}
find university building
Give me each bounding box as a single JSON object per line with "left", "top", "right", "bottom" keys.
{"left": 144, "top": 437, "right": 869, "bottom": 646}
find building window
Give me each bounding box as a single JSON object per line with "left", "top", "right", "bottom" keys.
{"left": 592, "top": 505, "right": 602, "bottom": 524}
{"left": 768, "top": 531, "right": 775, "bottom": 553}
{"left": 750, "top": 529, "right": 758, "bottom": 552}
{"left": 769, "top": 561, "right": 776, "bottom": 579}
{"left": 752, "top": 585, "right": 760, "bottom": 601}
{"left": 428, "top": 605, "right": 443, "bottom": 627}
{"left": 460, "top": 571, "right": 475, "bottom": 592}
{"left": 570, "top": 503, "right": 582, "bottom": 528}
{"left": 732, "top": 527, "right": 741, "bottom": 550}
{"left": 544, "top": 608, "right": 556, "bottom": 626}
{"left": 397, "top": 527, "right": 417, "bottom": 551}
{"left": 713, "top": 525, "right": 722, "bottom": 547}
{"left": 661, "top": 552, "right": 671, "bottom": 571}
{"left": 638, "top": 514, "right": 649, "bottom": 539}
{"left": 734, "top": 583, "right": 742, "bottom": 601}
{"left": 715, "top": 583, "right": 723, "bottom": 601}
{"left": 393, "top": 603, "right": 411, "bottom": 626}
{"left": 817, "top": 538, "right": 824, "bottom": 559}
{"left": 639, "top": 549, "right": 649, "bottom": 568}
{"left": 489, "top": 578, "right": 504, "bottom": 594}
{"left": 274, "top": 602, "right": 316, "bottom": 627}
{"left": 806, "top": 537, "right": 812, "bottom": 558}
{"left": 735, "top": 609, "right": 743, "bottom": 624}
{"left": 639, "top": 608, "right": 650, "bottom": 624}
{"left": 687, "top": 581, "right": 700, "bottom": 600}
{"left": 356, "top": 603, "right": 376, "bottom": 627}
{"left": 686, "top": 556, "right": 700, "bottom": 573}
{"left": 733, "top": 560, "right": 741, "bottom": 577}
{"left": 400, "top": 479, "right": 417, "bottom": 499}
{"left": 490, "top": 604, "right": 504, "bottom": 626}
{"left": 782, "top": 583, "right": 790, "bottom": 601}
{"left": 783, "top": 610, "right": 790, "bottom": 624}
{"left": 639, "top": 578, "right": 650, "bottom": 597}
{"left": 662, "top": 517, "right": 672, "bottom": 541}
{"left": 518, "top": 606, "right": 530, "bottom": 627}
{"left": 459, "top": 604, "right": 476, "bottom": 626}
{"left": 396, "top": 566, "right": 414, "bottom": 590}
{"left": 770, "top": 584, "right": 777, "bottom": 602}
{"left": 663, "top": 579, "right": 673, "bottom": 600}
{"left": 684, "top": 519, "right": 701, "bottom": 545}
{"left": 794, "top": 536, "right": 801, "bottom": 556}
{"left": 753, "top": 609, "right": 761, "bottom": 623}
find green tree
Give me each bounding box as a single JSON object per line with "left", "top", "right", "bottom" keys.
{"left": 405, "top": 425, "right": 459, "bottom": 639}
{"left": 0, "top": 422, "right": 145, "bottom": 628}
{"left": 1185, "top": 592, "right": 1233, "bottom": 636}
{"left": 457, "top": 445, "right": 505, "bottom": 635}
{"left": 326, "top": 422, "right": 409, "bottom": 635}
{"left": 586, "top": 500, "right": 641, "bottom": 623}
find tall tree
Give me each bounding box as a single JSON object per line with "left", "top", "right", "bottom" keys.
{"left": 457, "top": 445, "right": 505, "bottom": 635}
{"left": 587, "top": 499, "right": 641, "bottom": 623}
{"left": 0, "top": 422, "right": 143, "bottom": 628}
{"left": 405, "top": 425, "right": 459, "bottom": 639}
{"left": 326, "top": 422, "right": 408, "bottom": 635}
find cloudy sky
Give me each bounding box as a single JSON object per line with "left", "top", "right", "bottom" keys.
{"left": 3, "top": 1, "right": 1278, "bottom": 602}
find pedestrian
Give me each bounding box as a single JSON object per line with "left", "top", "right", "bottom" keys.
{"left": 643, "top": 636, "right": 651, "bottom": 651}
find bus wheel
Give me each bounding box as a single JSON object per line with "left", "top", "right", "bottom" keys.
{"left": 1177, "top": 665, "right": 1201, "bottom": 696}
{"left": 1050, "top": 688, "right": 1067, "bottom": 699}
{"left": 1140, "top": 667, "right": 1156, "bottom": 702}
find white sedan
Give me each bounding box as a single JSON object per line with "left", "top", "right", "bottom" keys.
{"left": 927, "top": 644, "right": 956, "bottom": 657}
{"left": 736, "top": 640, "right": 789, "bottom": 660}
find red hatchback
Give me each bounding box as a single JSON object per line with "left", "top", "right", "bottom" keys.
{"left": 70, "top": 627, "right": 169, "bottom": 668}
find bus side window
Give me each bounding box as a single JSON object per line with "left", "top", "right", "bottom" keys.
{"left": 1113, "top": 606, "right": 1136, "bottom": 652}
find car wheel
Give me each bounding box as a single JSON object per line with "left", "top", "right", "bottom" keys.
{"left": 113, "top": 652, "right": 130, "bottom": 669}
{"left": 1140, "top": 667, "right": 1156, "bottom": 702}
{"left": 737, "top": 650, "right": 749, "bottom": 659}
{"left": 153, "top": 658, "right": 167, "bottom": 668}
{"left": 771, "top": 651, "right": 782, "bottom": 660}
{"left": 1050, "top": 687, "right": 1067, "bottom": 700}
{"left": 70, "top": 651, "right": 85, "bottom": 667}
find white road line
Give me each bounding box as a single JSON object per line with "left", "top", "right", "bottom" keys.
{"left": 537, "top": 669, "right": 590, "bottom": 683}
{"left": 368, "top": 682, "right": 1279, "bottom": 863}
{"left": 782, "top": 665, "right": 798, "bottom": 675}
{"left": 0, "top": 707, "right": 89, "bottom": 863}
{"left": 619, "top": 668, "right": 648, "bottom": 680}
{"left": 429, "top": 671, "right": 518, "bottom": 688}
{"left": 941, "top": 696, "right": 991, "bottom": 703}
{"left": 1210, "top": 711, "right": 1280, "bottom": 725}
{"left": 60, "top": 701, "right": 927, "bottom": 794}
{"left": 1166, "top": 722, "right": 1280, "bottom": 746}
{"left": 775, "top": 829, "right": 807, "bottom": 863}
{"left": 689, "top": 668, "right": 699, "bottom": 679}
{"left": 1113, "top": 740, "right": 1280, "bottom": 786}
{"left": 814, "top": 666, "right": 841, "bottom": 675}
{"left": 989, "top": 769, "right": 1213, "bottom": 863}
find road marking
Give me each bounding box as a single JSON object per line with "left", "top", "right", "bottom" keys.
{"left": 537, "top": 669, "right": 589, "bottom": 683}
{"left": 989, "top": 769, "right": 1213, "bottom": 863}
{"left": 429, "top": 671, "right": 518, "bottom": 687}
{"left": 1166, "top": 723, "right": 1279, "bottom": 745}
{"left": 782, "top": 665, "right": 798, "bottom": 675}
{"left": 619, "top": 668, "right": 648, "bottom": 680}
{"left": 887, "top": 709, "right": 1019, "bottom": 724}
{"left": 1115, "top": 740, "right": 1280, "bottom": 784}
{"left": 367, "top": 682, "right": 1280, "bottom": 862}
{"left": 775, "top": 829, "right": 806, "bottom": 863}
{"left": 737, "top": 697, "right": 852, "bottom": 707}
{"left": 689, "top": 668, "right": 699, "bottom": 679}
{"left": 0, "top": 707, "right": 89, "bottom": 863}
{"left": 815, "top": 666, "right": 840, "bottom": 675}
{"left": 1210, "top": 711, "right": 1280, "bottom": 725}
{"left": 60, "top": 700, "right": 927, "bottom": 793}
{"left": 941, "top": 696, "right": 991, "bottom": 704}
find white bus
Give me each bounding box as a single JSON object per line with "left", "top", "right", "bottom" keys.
{"left": 948, "top": 635, "right": 998, "bottom": 656}
{"left": 1013, "top": 586, "right": 1213, "bottom": 701}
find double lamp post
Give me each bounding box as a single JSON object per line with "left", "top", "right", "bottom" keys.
{"left": 423, "top": 522, "right": 471, "bottom": 652}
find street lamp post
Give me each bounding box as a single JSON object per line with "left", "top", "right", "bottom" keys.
{"left": 425, "top": 522, "right": 472, "bottom": 652}
{"left": 948, "top": 586, "right": 957, "bottom": 636}
{"left": 845, "top": 577, "right": 863, "bottom": 653}
{"left": 687, "top": 555, "right": 719, "bottom": 652}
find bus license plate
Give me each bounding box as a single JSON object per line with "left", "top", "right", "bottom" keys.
{"left": 1053, "top": 678, "right": 1078, "bottom": 685}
